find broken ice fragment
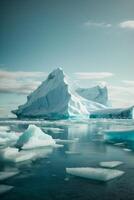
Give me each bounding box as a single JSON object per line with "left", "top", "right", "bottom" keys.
{"left": 66, "top": 167, "right": 124, "bottom": 182}
{"left": 99, "top": 161, "right": 123, "bottom": 168}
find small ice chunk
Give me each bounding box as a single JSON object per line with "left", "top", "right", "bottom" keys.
{"left": 65, "top": 151, "right": 80, "bottom": 155}
{"left": 100, "top": 161, "right": 123, "bottom": 168}
{"left": 16, "top": 125, "right": 55, "bottom": 149}
{"left": 114, "top": 143, "right": 125, "bottom": 147}
{"left": 0, "top": 147, "right": 35, "bottom": 163}
{"left": 55, "top": 139, "right": 76, "bottom": 144}
{"left": 0, "top": 126, "right": 10, "bottom": 132}
{"left": 66, "top": 167, "right": 124, "bottom": 181}
{"left": 123, "top": 148, "right": 132, "bottom": 152}
{"left": 42, "top": 127, "right": 64, "bottom": 134}
{"left": 0, "top": 171, "right": 19, "bottom": 181}
{"left": 0, "top": 185, "right": 14, "bottom": 195}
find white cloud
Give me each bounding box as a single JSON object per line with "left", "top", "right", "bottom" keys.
{"left": 0, "top": 70, "right": 47, "bottom": 94}
{"left": 122, "top": 80, "right": 134, "bottom": 86}
{"left": 75, "top": 72, "right": 114, "bottom": 80}
{"left": 108, "top": 85, "right": 134, "bottom": 107}
{"left": 119, "top": 20, "right": 134, "bottom": 29}
{"left": 84, "top": 20, "right": 112, "bottom": 28}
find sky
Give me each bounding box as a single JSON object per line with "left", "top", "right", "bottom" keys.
{"left": 0, "top": 0, "right": 134, "bottom": 117}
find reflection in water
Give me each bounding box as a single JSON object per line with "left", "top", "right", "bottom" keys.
{"left": 0, "top": 119, "right": 134, "bottom": 200}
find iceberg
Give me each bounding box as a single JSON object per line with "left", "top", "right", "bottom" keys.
{"left": 90, "top": 106, "right": 134, "bottom": 119}
{"left": 99, "top": 161, "right": 123, "bottom": 168}
{"left": 12, "top": 68, "right": 106, "bottom": 119}
{"left": 16, "top": 125, "right": 55, "bottom": 149}
{"left": 76, "top": 85, "right": 109, "bottom": 106}
{"left": 66, "top": 167, "right": 124, "bottom": 181}
{"left": 104, "top": 128, "right": 134, "bottom": 142}
{"left": 0, "top": 185, "right": 14, "bottom": 195}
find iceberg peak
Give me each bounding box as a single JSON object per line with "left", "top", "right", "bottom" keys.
{"left": 12, "top": 68, "right": 107, "bottom": 119}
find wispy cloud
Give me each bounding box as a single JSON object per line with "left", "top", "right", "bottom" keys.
{"left": 119, "top": 20, "right": 134, "bottom": 29}
{"left": 0, "top": 70, "right": 47, "bottom": 94}
{"left": 108, "top": 84, "right": 134, "bottom": 107}
{"left": 75, "top": 72, "right": 114, "bottom": 80}
{"left": 122, "top": 80, "right": 134, "bottom": 86}
{"left": 84, "top": 20, "right": 112, "bottom": 28}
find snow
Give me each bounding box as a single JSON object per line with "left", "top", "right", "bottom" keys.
{"left": 104, "top": 128, "right": 134, "bottom": 142}
{"left": 0, "top": 171, "right": 19, "bottom": 181}
{"left": 99, "top": 161, "right": 123, "bottom": 168}
{"left": 16, "top": 125, "right": 55, "bottom": 149}
{"left": 76, "top": 85, "right": 109, "bottom": 106}
{"left": 90, "top": 106, "right": 134, "bottom": 119}
{"left": 0, "top": 185, "right": 14, "bottom": 195}
{"left": 66, "top": 167, "right": 124, "bottom": 181}
{"left": 12, "top": 68, "right": 107, "bottom": 119}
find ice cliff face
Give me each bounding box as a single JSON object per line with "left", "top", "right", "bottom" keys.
{"left": 76, "top": 85, "right": 109, "bottom": 106}
{"left": 90, "top": 106, "right": 134, "bottom": 119}
{"left": 12, "top": 68, "right": 106, "bottom": 119}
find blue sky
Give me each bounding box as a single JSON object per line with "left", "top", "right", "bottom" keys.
{"left": 0, "top": 0, "right": 134, "bottom": 117}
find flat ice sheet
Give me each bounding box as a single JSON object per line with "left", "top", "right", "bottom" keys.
{"left": 66, "top": 167, "right": 124, "bottom": 181}
{"left": 99, "top": 161, "right": 123, "bottom": 168}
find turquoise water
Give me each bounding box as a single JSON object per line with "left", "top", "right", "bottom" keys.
{"left": 0, "top": 119, "right": 134, "bottom": 200}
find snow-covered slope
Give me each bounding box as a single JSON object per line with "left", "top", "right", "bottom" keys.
{"left": 12, "top": 68, "right": 106, "bottom": 119}
{"left": 90, "top": 106, "right": 134, "bottom": 119}
{"left": 76, "top": 85, "right": 109, "bottom": 106}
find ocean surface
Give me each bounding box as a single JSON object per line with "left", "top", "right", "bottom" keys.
{"left": 0, "top": 118, "right": 134, "bottom": 200}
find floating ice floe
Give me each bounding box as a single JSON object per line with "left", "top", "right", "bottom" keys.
{"left": 55, "top": 139, "right": 76, "bottom": 144}
{"left": 104, "top": 128, "right": 134, "bottom": 142}
{"left": 0, "top": 185, "right": 14, "bottom": 195}
{"left": 0, "top": 131, "right": 19, "bottom": 146}
{"left": 0, "top": 126, "right": 10, "bottom": 132}
{"left": 66, "top": 167, "right": 124, "bottom": 182}
{"left": 0, "top": 147, "right": 35, "bottom": 163}
{"left": 0, "top": 171, "right": 19, "bottom": 181}
{"left": 99, "top": 161, "right": 123, "bottom": 168}
{"left": 65, "top": 151, "right": 81, "bottom": 155}
{"left": 42, "top": 127, "right": 64, "bottom": 134}
{"left": 16, "top": 125, "right": 55, "bottom": 149}
{"left": 123, "top": 148, "right": 132, "bottom": 152}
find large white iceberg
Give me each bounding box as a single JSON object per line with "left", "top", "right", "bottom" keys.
{"left": 16, "top": 125, "right": 55, "bottom": 149}
{"left": 12, "top": 68, "right": 106, "bottom": 119}
{"left": 90, "top": 106, "right": 134, "bottom": 119}
{"left": 76, "top": 85, "right": 109, "bottom": 106}
{"left": 66, "top": 167, "right": 124, "bottom": 181}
